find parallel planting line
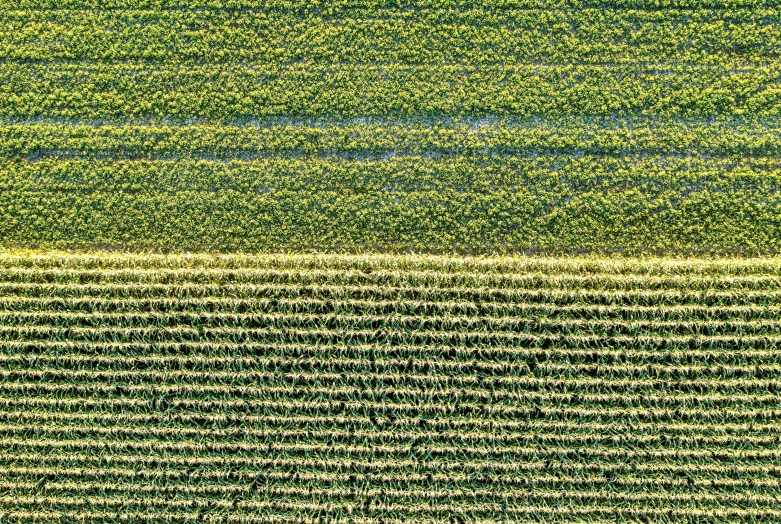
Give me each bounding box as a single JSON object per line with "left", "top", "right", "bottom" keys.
{"left": 3, "top": 411, "right": 781, "bottom": 435}
{"left": 5, "top": 296, "right": 781, "bottom": 320}
{"left": 7, "top": 452, "right": 781, "bottom": 477}
{"left": 5, "top": 466, "right": 781, "bottom": 490}
{"left": 1, "top": 253, "right": 779, "bottom": 275}
{"left": 2, "top": 495, "right": 781, "bottom": 518}
{"left": 3, "top": 424, "right": 780, "bottom": 448}
{"left": 3, "top": 267, "right": 780, "bottom": 289}
{"left": 3, "top": 282, "right": 781, "bottom": 307}
{"left": 2, "top": 482, "right": 781, "bottom": 506}
{"left": 4, "top": 438, "right": 781, "bottom": 460}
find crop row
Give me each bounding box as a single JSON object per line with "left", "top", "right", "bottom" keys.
{"left": 10, "top": 282, "right": 781, "bottom": 305}
{"left": 0, "top": 512, "right": 765, "bottom": 524}
{"left": 3, "top": 0, "right": 780, "bottom": 11}
{"left": 1, "top": 309, "right": 778, "bottom": 330}
{"left": 4, "top": 192, "right": 773, "bottom": 253}
{"left": 3, "top": 252, "right": 778, "bottom": 276}
{"left": 8, "top": 451, "right": 781, "bottom": 478}
{"left": 5, "top": 354, "right": 781, "bottom": 382}
{"left": 2, "top": 326, "right": 781, "bottom": 354}
{"left": 5, "top": 371, "right": 781, "bottom": 398}
{"left": 4, "top": 63, "right": 781, "bottom": 121}
{"left": 1, "top": 496, "right": 779, "bottom": 520}
{"left": 5, "top": 157, "right": 781, "bottom": 193}
{"left": 3, "top": 281, "right": 781, "bottom": 303}
{"left": 1, "top": 484, "right": 780, "bottom": 510}
{"left": 6, "top": 340, "right": 781, "bottom": 367}
{"left": 3, "top": 421, "right": 781, "bottom": 447}
{"left": 2, "top": 9, "right": 780, "bottom": 64}
{"left": 4, "top": 331, "right": 781, "bottom": 356}
{"left": 0, "top": 391, "right": 777, "bottom": 420}
{"left": 9, "top": 465, "right": 779, "bottom": 488}
{"left": 4, "top": 297, "right": 780, "bottom": 323}
{"left": 4, "top": 119, "right": 781, "bottom": 159}
{"left": 0, "top": 268, "right": 775, "bottom": 292}
{"left": 4, "top": 266, "right": 781, "bottom": 290}
{"left": 5, "top": 373, "right": 781, "bottom": 397}
{"left": 3, "top": 389, "right": 780, "bottom": 422}
{"left": 3, "top": 400, "right": 779, "bottom": 430}
{"left": 3, "top": 469, "right": 778, "bottom": 502}
{"left": 7, "top": 357, "right": 781, "bottom": 379}
{"left": 0, "top": 511, "right": 775, "bottom": 524}
{"left": 2, "top": 478, "right": 780, "bottom": 503}
{"left": 5, "top": 411, "right": 781, "bottom": 436}
{"left": 3, "top": 294, "right": 780, "bottom": 313}
{"left": 5, "top": 436, "right": 781, "bottom": 462}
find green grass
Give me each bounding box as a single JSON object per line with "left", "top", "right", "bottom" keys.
{"left": 0, "top": 252, "right": 779, "bottom": 522}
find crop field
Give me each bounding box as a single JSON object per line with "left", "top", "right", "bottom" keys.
{"left": 2, "top": 0, "right": 781, "bottom": 522}
{"left": 0, "top": 252, "right": 778, "bottom": 522}
{"left": 2, "top": 0, "right": 781, "bottom": 253}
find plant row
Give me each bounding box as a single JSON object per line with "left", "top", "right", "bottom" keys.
{"left": 4, "top": 285, "right": 780, "bottom": 309}
{"left": 0, "top": 309, "right": 778, "bottom": 334}
{"left": 5, "top": 411, "right": 781, "bottom": 436}
{"left": 6, "top": 450, "right": 780, "bottom": 482}
{"left": 5, "top": 348, "right": 781, "bottom": 370}
{"left": 0, "top": 252, "right": 778, "bottom": 276}
{"left": 1, "top": 263, "right": 779, "bottom": 288}
{"left": 3, "top": 296, "right": 779, "bottom": 320}
{"left": 3, "top": 0, "right": 780, "bottom": 10}
{"left": 2, "top": 394, "right": 778, "bottom": 423}
{"left": 4, "top": 118, "right": 781, "bottom": 159}
{"left": 1, "top": 477, "right": 779, "bottom": 502}
{"left": 2, "top": 9, "right": 780, "bottom": 64}
{"left": 0, "top": 495, "right": 778, "bottom": 521}
{"left": 5, "top": 156, "right": 781, "bottom": 193}
{"left": 6, "top": 341, "right": 781, "bottom": 367}
{"left": 3, "top": 62, "right": 781, "bottom": 120}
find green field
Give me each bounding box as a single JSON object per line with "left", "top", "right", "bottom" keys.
{"left": 2, "top": 1, "right": 781, "bottom": 253}
{"left": 2, "top": 1, "right": 781, "bottom": 521}
{"left": 0, "top": 252, "right": 780, "bottom": 522}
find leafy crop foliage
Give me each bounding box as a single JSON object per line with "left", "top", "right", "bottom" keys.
{"left": 2, "top": 2, "right": 780, "bottom": 521}
{"left": 0, "top": 252, "right": 779, "bottom": 522}
{"left": 1, "top": 1, "right": 781, "bottom": 253}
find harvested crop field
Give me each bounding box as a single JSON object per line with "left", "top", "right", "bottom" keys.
{"left": 0, "top": 252, "right": 780, "bottom": 522}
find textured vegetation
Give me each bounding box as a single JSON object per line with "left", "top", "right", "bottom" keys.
{"left": 2, "top": 1, "right": 780, "bottom": 521}
{"left": 2, "top": 1, "right": 781, "bottom": 253}
{"left": 0, "top": 252, "right": 779, "bottom": 522}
